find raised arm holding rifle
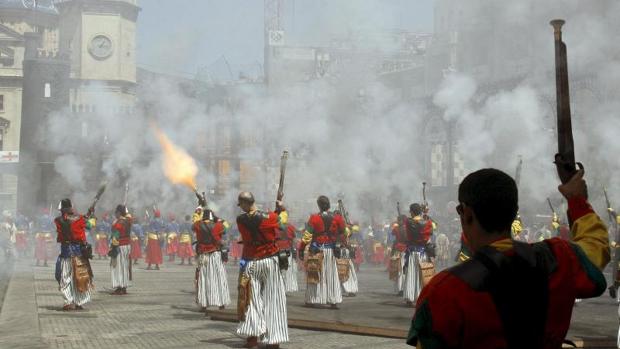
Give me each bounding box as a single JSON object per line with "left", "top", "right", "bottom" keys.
{"left": 407, "top": 20, "right": 610, "bottom": 349}
{"left": 235, "top": 150, "right": 290, "bottom": 348}
{"left": 54, "top": 183, "right": 105, "bottom": 311}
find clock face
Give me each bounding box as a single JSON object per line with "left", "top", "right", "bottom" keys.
{"left": 88, "top": 35, "right": 113, "bottom": 59}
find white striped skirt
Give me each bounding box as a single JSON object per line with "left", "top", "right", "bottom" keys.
{"left": 59, "top": 257, "right": 91, "bottom": 306}
{"left": 197, "top": 251, "right": 231, "bottom": 308}
{"left": 305, "top": 247, "right": 342, "bottom": 305}
{"left": 341, "top": 258, "right": 358, "bottom": 294}
{"left": 393, "top": 251, "right": 406, "bottom": 293}
{"left": 236, "top": 255, "right": 288, "bottom": 345}
{"left": 403, "top": 250, "right": 426, "bottom": 303}
{"left": 110, "top": 245, "right": 131, "bottom": 288}
{"left": 281, "top": 255, "right": 298, "bottom": 293}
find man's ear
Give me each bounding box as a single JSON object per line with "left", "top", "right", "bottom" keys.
{"left": 463, "top": 206, "right": 475, "bottom": 226}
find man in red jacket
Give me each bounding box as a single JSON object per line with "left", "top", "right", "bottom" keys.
{"left": 407, "top": 169, "right": 610, "bottom": 349}
{"left": 54, "top": 199, "right": 94, "bottom": 311}
{"left": 236, "top": 192, "right": 288, "bottom": 349}
{"left": 402, "top": 203, "right": 434, "bottom": 306}
{"left": 109, "top": 204, "right": 132, "bottom": 295}
{"left": 193, "top": 208, "right": 230, "bottom": 311}
{"left": 300, "top": 196, "right": 347, "bottom": 309}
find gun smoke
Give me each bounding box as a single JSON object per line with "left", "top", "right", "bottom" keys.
{"left": 25, "top": 0, "right": 620, "bottom": 231}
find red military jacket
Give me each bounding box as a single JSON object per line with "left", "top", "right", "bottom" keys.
{"left": 407, "top": 197, "right": 610, "bottom": 349}
{"left": 392, "top": 221, "right": 408, "bottom": 252}
{"left": 112, "top": 216, "right": 132, "bottom": 246}
{"left": 237, "top": 210, "right": 286, "bottom": 260}
{"left": 276, "top": 224, "right": 296, "bottom": 250}
{"left": 55, "top": 214, "right": 87, "bottom": 243}
{"left": 304, "top": 212, "right": 346, "bottom": 245}
{"left": 405, "top": 216, "right": 432, "bottom": 247}
{"left": 193, "top": 220, "right": 227, "bottom": 254}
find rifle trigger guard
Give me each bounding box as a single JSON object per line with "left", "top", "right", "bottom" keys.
{"left": 576, "top": 162, "right": 584, "bottom": 172}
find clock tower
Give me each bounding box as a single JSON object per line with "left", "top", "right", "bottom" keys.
{"left": 56, "top": 0, "right": 140, "bottom": 110}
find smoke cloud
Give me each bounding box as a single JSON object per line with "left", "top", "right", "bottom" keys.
{"left": 26, "top": 0, "right": 619, "bottom": 231}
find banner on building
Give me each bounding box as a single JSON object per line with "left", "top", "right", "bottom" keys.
{"left": 0, "top": 151, "right": 19, "bottom": 163}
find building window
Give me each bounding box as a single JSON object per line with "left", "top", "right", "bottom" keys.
{"left": 44, "top": 83, "right": 51, "bottom": 98}
{"left": 0, "top": 95, "right": 4, "bottom": 112}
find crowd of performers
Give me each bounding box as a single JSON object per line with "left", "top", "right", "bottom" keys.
{"left": 0, "top": 179, "right": 618, "bottom": 348}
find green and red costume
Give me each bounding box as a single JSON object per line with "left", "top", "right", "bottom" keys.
{"left": 407, "top": 196, "right": 610, "bottom": 349}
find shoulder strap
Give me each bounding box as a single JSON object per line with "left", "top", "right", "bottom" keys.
{"left": 449, "top": 241, "right": 556, "bottom": 349}
{"left": 239, "top": 212, "right": 268, "bottom": 243}
{"left": 118, "top": 218, "right": 131, "bottom": 238}
{"left": 406, "top": 217, "right": 420, "bottom": 241}
{"left": 198, "top": 221, "right": 216, "bottom": 245}
{"left": 58, "top": 217, "right": 72, "bottom": 242}
{"left": 319, "top": 213, "right": 334, "bottom": 236}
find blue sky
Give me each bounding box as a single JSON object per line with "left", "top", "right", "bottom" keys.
{"left": 136, "top": 0, "right": 434, "bottom": 79}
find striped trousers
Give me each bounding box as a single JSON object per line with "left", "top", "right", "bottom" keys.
{"left": 403, "top": 250, "right": 426, "bottom": 303}
{"left": 341, "top": 259, "right": 358, "bottom": 294}
{"left": 197, "top": 251, "right": 231, "bottom": 308}
{"left": 393, "top": 251, "right": 406, "bottom": 293}
{"left": 305, "top": 247, "right": 342, "bottom": 305}
{"left": 237, "top": 255, "right": 288, "bottom": 345}
{"left": 111, "top": 245, "right": 131, "bottom": 288}
{"left": 281, "top": 255, "right": 298, "bottom": 293}
{"left": 59, "top": 258, "right": 91, "bottom": 306}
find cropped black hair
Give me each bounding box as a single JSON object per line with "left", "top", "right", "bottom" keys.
{"left": 458, "top": 168, "right": 518, "bottom": 234}
{"left": 317, "top": 195, "right": 330, "bottom": 212}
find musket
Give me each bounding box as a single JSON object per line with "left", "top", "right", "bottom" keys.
{"left": 605, "top": 187, "right": 620, "bottom": 298}
{"left": 338, "top": 199, "right": 351, "bottom": 226}
{"left": 123, "top": 182, "right": 129, "bottom": 206}
{"left": 422, "top": 182, "right": 428, "bottom": 208}
{"left": 193, "top": 189, "right": 208, "bottom": 209}
{"left": 81, "top": 182, "right": 106, "bottom": 282}
{"left": 547, "top": 198, "right": 556, "bottom": 216}
{"left": 551, "top": 19, "right": 584, "bottom": 187}
{"left": 87, "top": 182, "right": 107, "bottom": 218}
{"left": 515, "top": 155, "right": 523, "bottom": 187}
{"left": 123, "top": 181, "right": 132, "bottom": 281}
{"left": 276, "top": 150, "right": 288, "bottom": 209}
{"left": 396, "top": 202, "right": 406, "bottom": 241}
{"left": 604, "top": 188, "right": 616, "bottom": 225}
